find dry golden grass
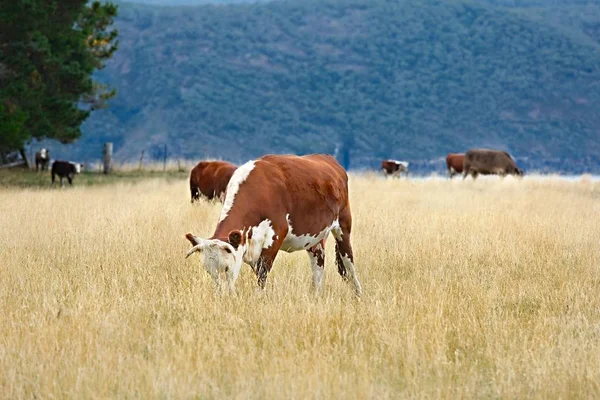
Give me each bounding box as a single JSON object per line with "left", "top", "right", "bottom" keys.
{"left": 1, "top": 175, "right": 599, "bottom": 399}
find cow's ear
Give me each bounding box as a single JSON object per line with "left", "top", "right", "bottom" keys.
{"left": 185, "top": 233, "right": 201, "bottom": 245}
{"left": 228, "top": 230, "right": 242, "bottom": 249}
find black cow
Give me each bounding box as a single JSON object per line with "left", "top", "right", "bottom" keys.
{"left": 51, "top": 161, "right": 82, "bottom": 186}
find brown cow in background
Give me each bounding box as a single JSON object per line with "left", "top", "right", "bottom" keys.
{"left": 446, "top": 153, "right": 465, "bottom": 179}
{"left": 381, "top": 160, "right": 409, "bottom": 177}
{"left": 189, "top": 160, "right": 237, "bottom": 203}
{"left": 463, "top": 149, "right": 523, "bottom": 179}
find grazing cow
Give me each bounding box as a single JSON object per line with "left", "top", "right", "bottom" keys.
{"left": 446, "top": 153, "right": 465, "bottom": 179}
{"left": 463, "top": 149, "right": 523, "bottom": 179}
{"left": 185, "top": 154, "right": 362, "bottom": 296}
{"left": 35, "top": 149, "right": 50, "bottom": 172}
{"left": 189, "top": 160, "right": 237, "bottom": 203}
{"left": 51, "top": 160, "right": 82, "bottom": 186}
{"left": 381, "top": 160, "right": 409, "bottom": 177}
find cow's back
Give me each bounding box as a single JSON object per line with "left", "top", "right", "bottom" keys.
{"left": 190, "top": 161, "right": 236, "bottom": 200}
{"left": 465, "top": 149, "right": 517, "bottom": 173}
{"left": 220, "top": 154, "right": 349, "bottom": 234}
{"left": 257, "top": 154, "right": 347, "bottom": 209}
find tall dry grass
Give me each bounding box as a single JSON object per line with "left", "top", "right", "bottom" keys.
{"left": 0, "top": 175, "right": 599, "bottom": 398}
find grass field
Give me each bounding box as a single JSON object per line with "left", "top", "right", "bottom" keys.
{"left": 0, "top": 165, "right": 189, "bottom": 188}
{"left": 1, "top": 174, "right": 599, "bottom": 398}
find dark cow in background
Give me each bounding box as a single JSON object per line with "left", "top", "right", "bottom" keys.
{"left": 185, "top": 154, "right": 362, "bottom": 296}
{"left": 51, "top": 160, "right": 82, "bottom": 186}
{"left": 189, "top": 160, "right": 237, "bottom": 203}
{"left": 446, "top": 153, "right": 465, "bottom": 179}
{"left": 381, "top": 160, "right": 409, "bottom": 177}
{"left": 463, "top": 149, "right": 523, "bottom": 179}
{"left": 35, "top": 149, "right": 50, "bottom": 172}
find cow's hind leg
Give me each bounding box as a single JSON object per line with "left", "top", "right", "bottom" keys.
{"left": 307, "top": 240, "right": 326, "bottom": 294}
{"left": 332, "top": 208, "right": 362, "bottom": 297}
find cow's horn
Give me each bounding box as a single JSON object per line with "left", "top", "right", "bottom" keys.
{"left": 185, "top": 244, "right": 204, "bottom": 259}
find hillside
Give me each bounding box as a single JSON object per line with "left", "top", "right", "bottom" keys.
{"left": 46, "top": 0, "right": 600, "bottom": 173}
{"left": 124, "top": 0, "right": 269, "bottom": 5}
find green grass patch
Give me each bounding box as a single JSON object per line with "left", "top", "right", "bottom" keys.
{"left": 0, "top": 169, "right": 188, "bottom": 188}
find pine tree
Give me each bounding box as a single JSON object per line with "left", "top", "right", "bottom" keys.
{"left": 0, "top": 0, "right": 118, "bottom": 153}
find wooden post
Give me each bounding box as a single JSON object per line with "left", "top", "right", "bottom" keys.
{"left": 163, "top": 144, "right": 167, "bottom": 172}
{"left": 103, "top": 142, "right": 113, "bottom": 174}
{"left": 138, "top": 150, "right": 145, "bottom": 171}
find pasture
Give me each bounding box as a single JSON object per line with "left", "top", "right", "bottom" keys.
{"left": 1, "top": 175, "right": 599, "bottom": 398}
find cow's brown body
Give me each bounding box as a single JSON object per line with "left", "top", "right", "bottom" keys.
{"left": 463, "top": 149, "right": 523, "bottom": 179}
{"left": 381, "top": 160, "right": 409, "bottom": 177}
{"left": 446, "top": 153, "right": 465, "bottom": 178}
{"left": 189, "top": 160, "right": 236, "bottom": 203}
{"left": 185, "top": 154, "right": 362, "bottom": 296}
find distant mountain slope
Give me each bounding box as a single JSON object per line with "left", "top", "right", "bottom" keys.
{"left": 122, "top": 0, "right": 269, "bottom": 4}
{"left": 50, "top": 0, "right": 600, "bottom": 172}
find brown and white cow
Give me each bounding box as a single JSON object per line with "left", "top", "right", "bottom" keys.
{"left": 463, "top": 149, "right": 523, "bottom": 179}
{"left": 189, "top": 160, "right": 237, "bottom": 203}
{"left": 184, "top": 154, "right": 362, "bottom": 296}
{"left": 381, "top": 160, "right": 409, "bottom": 177}
{"left": 35, "top": 148, "right": 50, "bottom": 172}
{"left": 446, "top": 153, "right": 465, "bottom": 179}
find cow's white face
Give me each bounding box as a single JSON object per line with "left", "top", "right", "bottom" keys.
{"left": 74, "top": 163, "right": 82, "bottom": 174}
{"left": 40, "top": 149, "right": 47, "bottom": 158}
{"left": 185, "top": 233, "right": 245, "bottom": 293}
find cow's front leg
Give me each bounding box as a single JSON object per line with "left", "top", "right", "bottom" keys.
{"left": 254, "top": 232, "right": 286, "bottom": 290}
{"left": 255, "top": 256, "right": 272, "bottom": 290}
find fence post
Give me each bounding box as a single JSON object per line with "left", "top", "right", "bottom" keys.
{"left": 103, "top": 142, "right": 113, "bottom": 174}
{"left": 138, "top": 150, "right": 145, "bottom": 171}
{"left": 163, "top": 144, "right": 167, "bottom": 172}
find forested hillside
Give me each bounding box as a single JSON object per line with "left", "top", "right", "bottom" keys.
{"left": 125, "top": 0, "right": 268, "bottom": 5}
{"left": 48, "top": 0, "right": 600, "bottom": 172}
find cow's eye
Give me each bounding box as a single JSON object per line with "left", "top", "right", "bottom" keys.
{"left": 224, "top": 248, "right": 232, "bottom": 254}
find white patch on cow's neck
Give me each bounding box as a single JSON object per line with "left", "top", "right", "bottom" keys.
{"left": 281, "top": 214, "right": 339, "bottom": 253}
{"left": 243, "top": 219, "right": 276, "bottom": 265}
{"left": 219, "top": 160, "right": 255, "bottom": 222}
